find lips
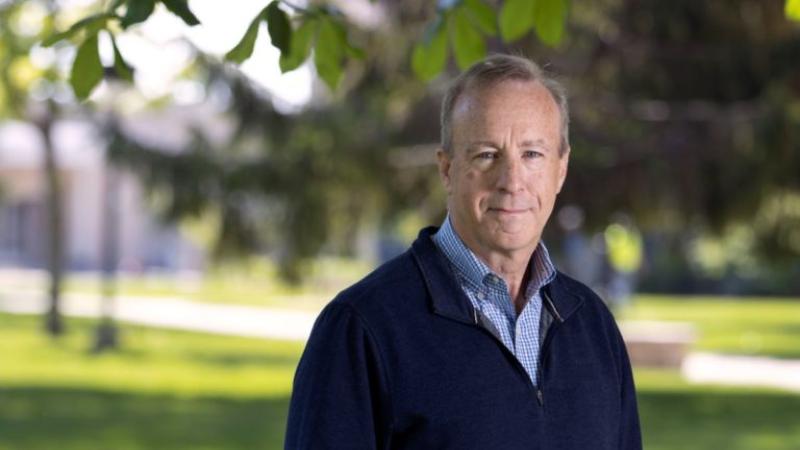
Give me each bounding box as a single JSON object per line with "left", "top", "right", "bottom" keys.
{"left": 488, "top": 207, "right": 530, "bottom": 214}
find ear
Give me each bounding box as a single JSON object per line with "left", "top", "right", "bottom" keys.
{"left": 556, "top": 146, "right": 570, "bottom": 194}
{"left": 436, "top": 148, "right": 453, "bottom": 193}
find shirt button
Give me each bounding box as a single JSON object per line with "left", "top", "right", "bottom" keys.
{"left": 477, "top": 292, "right": 486, "bottom": 300}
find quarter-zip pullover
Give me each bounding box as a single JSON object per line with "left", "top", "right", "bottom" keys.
{"left": 285, "top": 227, "right": 642, "bottom": 450}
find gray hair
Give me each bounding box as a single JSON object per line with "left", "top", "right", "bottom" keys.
{"left": 440, "top": 54, "right": 570, "bottom": 156}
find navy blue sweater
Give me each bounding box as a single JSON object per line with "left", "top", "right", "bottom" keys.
{"left": 285, "top": 227, "right": 642, "bottom": 449}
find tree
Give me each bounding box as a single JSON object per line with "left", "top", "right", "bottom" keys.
{"left": 548, "top": 0, "right": 800, "bottom": 290}
{"left": 37, "top": 0, "right": 576, "bottom": 283}
{"left": 0, "top": 0, "right": 69, "bottom": 335}
{"left": 43, "top": 0, "right": 573, "bottom": 97}
{"left": 2, "top": 0, "right": 798, "bottom": 327}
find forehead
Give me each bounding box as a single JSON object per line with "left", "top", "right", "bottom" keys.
{"left": 451, "top": 80, "right": 561, "bottom": 144}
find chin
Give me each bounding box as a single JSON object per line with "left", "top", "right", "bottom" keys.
{"left": 489, "top": 232, "right": 537, "bottom": 252}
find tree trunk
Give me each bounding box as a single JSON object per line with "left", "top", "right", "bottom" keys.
{"left": 37, "top": 104, "right": 65, "bottom": 336}
{"left": 93, "top": 162, "right": 120, "bottom": 352}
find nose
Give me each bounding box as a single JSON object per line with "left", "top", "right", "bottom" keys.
{"left": 495, "top": 156, "right": 524, "bottom": 193}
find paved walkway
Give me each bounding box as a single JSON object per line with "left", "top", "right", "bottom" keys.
{"left": 0, "top": 289, "right": 319, "bottom": 341}
{"left": 682, "top": 352, "right": 800, "bottom": 393}
{"left": 1, "top": 288, "right": 799, "bottom": 394}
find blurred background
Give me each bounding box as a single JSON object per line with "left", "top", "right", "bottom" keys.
{"left": 1, "top": 0, "right": 799, "bottom": 448}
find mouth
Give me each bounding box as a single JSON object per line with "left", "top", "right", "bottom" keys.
{"left": 488, "top": 208, "right": 530, "bottom": 215}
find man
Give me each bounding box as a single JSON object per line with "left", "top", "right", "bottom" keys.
{"left": 285, "top": 54, "right": 642, "bottom": 450}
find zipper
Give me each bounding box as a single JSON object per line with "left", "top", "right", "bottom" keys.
{"left": 535, "top": 289, "right": 564, "bottom": 407}
{"left": 542, "top": 288, "right": 564, "bottom": 323}
{"left": 470, "top": 288, "right": 565, "bottom": 408}
{"left": 472, "top": 306, "right": 553, "bottom": 407}
{"left": 472, "top": 306, "right": 538, "bottom": 395}
{"left": 535, "top": 318, "right": 561, "bottom": 407}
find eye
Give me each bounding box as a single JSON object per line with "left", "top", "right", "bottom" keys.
{"left": 475, "top": 151, "right": 498, "bottom": 160}
{"left": 522, "top": 150, "right": 544, "bottom": 159}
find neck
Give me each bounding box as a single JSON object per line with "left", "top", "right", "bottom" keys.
{"left": 479, "top": 249, "right": 533, "bottom": 304}
{"left": 449, "top": 219, "right": 538, "bottom": 308}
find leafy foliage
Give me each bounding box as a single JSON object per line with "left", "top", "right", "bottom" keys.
{"left": 43, "top": 0, "right": 577, "bottom": 98}
{"left": 787, "top": 0, "right": 800, "bottom": 21}
{"left": 411, "top": 17, "right": 448, "bottom": 81}
{"left": 499, "top": 0, "right": 536, "bottom": 41}
{"left": 264, "top": 1, "right": 291, "bottom": 54}
{"left": 225, "top": 11, "right": 264, "bottom": 64}
{"left": 69, "top": 33, "right": 104, "bottom": 100}
{"left": 450, "top": 6, "right": 487, "bottom": 69}
{"left": 278, "top": 18, "right": 315, "bottom": 72}
{"left": 120, "top": 0, "right": 156, "bottom": 28}
{"left": 14, "top": 0, "right": 800, "bottom": 288}
{"left": 161, "top": 0, "right": 200, "bottom": 26}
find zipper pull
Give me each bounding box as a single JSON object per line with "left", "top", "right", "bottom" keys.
{"left": 536, "top": 389, "right": 544, "bottom": 406}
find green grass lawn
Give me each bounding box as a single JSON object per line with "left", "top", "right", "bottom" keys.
{"left": 0, "top": 313, "right": 301, "bottom": 450}
{"left": 619, "top": 295, "right": 800, "bottom": 359}
{"left": 7, "top": 271, "right": 800, "bottom": 360}
{"left": 1, "top": 313, "right": 799, "bottom": 449}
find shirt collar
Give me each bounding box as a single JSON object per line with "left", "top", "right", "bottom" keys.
{"left": 432, "top": 214, "right": 557, "bottom": 295}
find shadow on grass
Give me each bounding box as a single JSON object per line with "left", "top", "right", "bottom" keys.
{"left": 639, "top": 389, "right": 800, "bottom": 450}
{"left": 3, "top": 385, "right": 799, "bottom": 450}
{"left": 0, "top": 387, "right": 289, "bottom": 450}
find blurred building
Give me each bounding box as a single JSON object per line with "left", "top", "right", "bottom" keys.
{"left": 0, "top": 115, "right": 207, "bottom": 273}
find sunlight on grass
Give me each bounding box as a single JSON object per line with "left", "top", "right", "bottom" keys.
{"left": 634, "top": 369, "right": 800, "bottom": 450}
{"left": 2, "top": 312, "right": 800, "bottom": 449}
{"left": 620, "top": 295, "right": 800, "bottom": 359}
{"left": 0, "top": 313, "right": 303, "bottom": 398}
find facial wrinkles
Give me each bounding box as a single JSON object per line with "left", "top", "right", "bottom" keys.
{"left": 445, "top": 80, "right": 564, "bottom": 257}
{"left": 477, "top": 129, "right": 548, "bottom": 215}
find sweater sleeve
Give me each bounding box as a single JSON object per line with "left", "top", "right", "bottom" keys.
{"left": 615, "top": 325, "right": 643, "bottom": 450}
{"left": 285, "top": 302, "right": 392, "bottom": 450}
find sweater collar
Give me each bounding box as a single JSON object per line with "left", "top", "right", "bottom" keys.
{"left": 411, "top": 226, "right": 583, "bottom": 325}
{"left": 431, "top": 214, "right": 556, "bottom": 297}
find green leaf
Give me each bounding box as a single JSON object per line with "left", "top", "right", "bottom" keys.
{"left": 42, "top": 13, "right": 112, "bottom": 47}
{"left": 345, "top": 44, "right": 366, "bottom": 60}
{"left": 161, "top": 0, "right": 200, "bottom": 26}
{"left": 533, "top": 0, "right": 568, "bottom": 46}
{"left": 314, "top": 18, "right": 345, "bottom": 90}
{"left": 464, "top": 0, "right": 497, "bottom": 36}
{"left": 449, "top": 8, "right": 485, "bottom": 70}
{"left": 265, "top": 1, "right": 292, "bottom": 54}
{"left": 411, "top": 16, "right": 448, "bottom": 81}
{"left": 70, "top": 33, "right": 104, "bottom": 100}
{"left": 279, "top": 19, "right": 316, "bottom": 72}
{"left": 120, "top": 0, "right": 156, "bottom": 29}
{"left": 109, "top": 0, "right": 128, "bottom": 11}
{"left": 109, "top": 33, "right": 133, "bottom": 82}
{"left": 787, "top": 0, "right": 800, "bottom": 22}
{"left": 225, "top": 12, "right": 262, "bottom": 64}
{"left": 499, "top": 0, "right": 535, "bottom": 42}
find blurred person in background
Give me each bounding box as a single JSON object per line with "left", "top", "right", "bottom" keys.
{"left": 285, "top": 54, "right": 641, "bottom": 450}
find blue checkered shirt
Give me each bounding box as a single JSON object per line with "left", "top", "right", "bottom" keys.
{"left": 432, "top": 215, "right": 556, "bottom": 386}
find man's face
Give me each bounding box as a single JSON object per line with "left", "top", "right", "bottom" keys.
{"left": 438, "top": 80, "right": 569, "bottom": 258}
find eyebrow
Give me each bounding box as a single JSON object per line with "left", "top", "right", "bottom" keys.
{"left": 465, "top": 139, "right": 549, "bottom": 152}
{"left": 519, "top": 139, "right": 547, "bottom": 148}
{"left": 466, "top": 140, "right": 500, "bottom": 150}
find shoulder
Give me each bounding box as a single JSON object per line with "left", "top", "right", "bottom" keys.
{"left": 554, "top": 271, "right": 630, "bottom": 359}
{"left": 328, "top": 250, "right": 427, "bottom": 317}
{"left": 556, "top": 271, "right": 612, "bottom": 313}
{"left": 554, "top": 271, "right": 622, "bottom": 334}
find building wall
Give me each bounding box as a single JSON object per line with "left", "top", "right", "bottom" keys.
{"left": 0, "top": 119, "right": 205, "bottom": 273}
